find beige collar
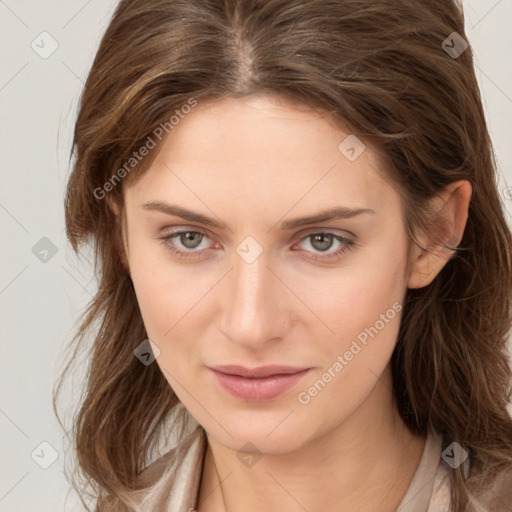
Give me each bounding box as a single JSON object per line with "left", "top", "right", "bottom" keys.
{"left": 130, "top": 426, "right": 450, "bottom": 512}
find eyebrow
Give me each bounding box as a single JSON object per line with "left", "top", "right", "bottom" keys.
{"left": 142, "top": 201, "right": 375, "bottom": 230}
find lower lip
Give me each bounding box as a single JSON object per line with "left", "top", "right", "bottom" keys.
{"left": 210, "top": 369, "right": 310, "bottom": 402}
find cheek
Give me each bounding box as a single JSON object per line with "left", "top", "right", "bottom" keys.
{"left": 127, "top": 240, "right": 218, "bottom": 372}
{"left": 294, "top": 234, "right": 408, "bottom": 389}
{"left": 128, "top": 241, "right": 185, "bottom": 342}
{"left": 296, "top": 271, "right": 405, "bottom": 417}
{"left": 343, "top": 226, "right": 408, "bottom": 318}
{"left": 292, "top": 234, "right": 408, "bottom": 344}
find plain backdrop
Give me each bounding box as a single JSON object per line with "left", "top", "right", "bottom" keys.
{"left": 1, "top": 1, "right": 511, "bottom": 510}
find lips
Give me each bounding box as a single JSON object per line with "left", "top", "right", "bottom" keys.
{"left": 209, "top": 365, "right": 310, "bottom": 401}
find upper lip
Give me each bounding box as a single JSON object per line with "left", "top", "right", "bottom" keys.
{"left": 210, "top": 365, "right": 309, "bottom": 378}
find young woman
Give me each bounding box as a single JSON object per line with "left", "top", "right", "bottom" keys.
{"left": 53, "top": 0, "right": 512, "bottom": 510}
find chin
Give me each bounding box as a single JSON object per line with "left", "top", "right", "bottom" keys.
{"left": 200, "top": 408, "right": 327, "bottom": 456}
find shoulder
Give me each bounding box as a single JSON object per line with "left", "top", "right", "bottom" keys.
{"left": 137, "top": 424, "right": 206, "bottom": 488}
{"left": 469, "top": 462, "right": 512, "bottom": 511}
{"left": 428, "top": 435, "right": 512, "bottom": 512}
{"left": 431, "top": 444, "right": 512, "bottom": 512}
{"left": 96, "top": 425, "right": 207, "bottom": 511}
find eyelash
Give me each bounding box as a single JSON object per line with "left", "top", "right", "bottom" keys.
{"left": 156, "top": 229, "right": 355, "bottom": 261}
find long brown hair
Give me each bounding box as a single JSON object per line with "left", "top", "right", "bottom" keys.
{"left": 53, "top": 0, "right": 512, "bottom": 510}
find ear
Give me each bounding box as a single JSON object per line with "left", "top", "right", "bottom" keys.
{"left": 408, "top": 180, "right": 472, "bottom": 289}
{"left": 107, "top": 196, "right": 131, "bottom": 274}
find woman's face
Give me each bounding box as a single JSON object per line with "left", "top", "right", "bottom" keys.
{"left": 122, "top": 94, "right": 412, "bottom": 453}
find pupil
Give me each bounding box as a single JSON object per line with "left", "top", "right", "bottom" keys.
{"left": 313, "top": 234, "right": 332, "bottom": 251}
{"left": 182, "top": 232, "right": 201, "bottom": 248}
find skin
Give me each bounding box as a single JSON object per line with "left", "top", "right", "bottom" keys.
{"left": 115, "top": 94, "right": 472, "bottom": 512}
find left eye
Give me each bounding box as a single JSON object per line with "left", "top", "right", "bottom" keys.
{"left": 156, "top": 230, "right": 354, "bottom": 260}
{"left": 295, "top": 232, "right": 354, "bottom": 260}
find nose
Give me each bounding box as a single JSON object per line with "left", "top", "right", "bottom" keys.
{"left": 219, "top": 250, "right": 292, "bottom": 351}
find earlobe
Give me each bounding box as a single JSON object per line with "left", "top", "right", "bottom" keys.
{"left": 407, "top": 180, "right": 472, "bottom": 289}
{"left": 407, "top": 245, "right": 450, "bottom": 289}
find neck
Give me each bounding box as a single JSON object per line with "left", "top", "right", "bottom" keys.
{"left": 197, "top": 366, "right": 426, "bottom": 512}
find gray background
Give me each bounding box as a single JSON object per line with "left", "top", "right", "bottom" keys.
{"left": 1, "top": 1, "right": 511, "bottom": 510}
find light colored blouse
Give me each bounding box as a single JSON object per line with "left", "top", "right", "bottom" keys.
{"left": 99, "top": 425, "right": 512, "bottom": 511}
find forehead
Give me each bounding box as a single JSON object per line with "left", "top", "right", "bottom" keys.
{"left": 125, "top": 95, "right": 399, "bottom": 219}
